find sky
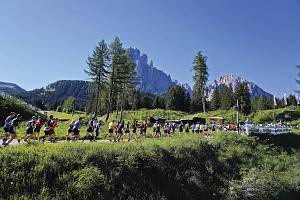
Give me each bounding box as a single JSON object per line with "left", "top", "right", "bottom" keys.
{"left": 0, "top": 0, "right": 299, "bottom": 97}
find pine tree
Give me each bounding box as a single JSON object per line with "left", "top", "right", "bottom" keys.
{"left": 131, "top": 89, "right": 142, "bottom": 109}
{"left": 191, "top": 51, "right": 209, "bottom": 113}
{"left": 288, "top": 94, "right": 297, "bottom": 106}
{"left": 103, "top": 38, "right": 140, "bottom": 121}
{"left": 235, "top": 83, "right": 251, "bottom": 115}
{"left": 106, "top": 37, "right": 125, "bottom": 121}
{"left": 62, "top": 96, "right": 75, "bottom": 113}
{"left": 153, "top": 95, "right": 166, "bottom": 109}
{"left": 86, "top": 92, "right": 96, "bottom": 114}
{"left": 185, "top": 92, "right": 191, "bottom": 112}
{"left": 85, "top": 40, "right": 109, "bottom": 116}
{"left": 251, "top": 96, "right": 272, "bottom": 112}
{"left": 277, "top": 98, "right": 285, "bottom": 108}
{"left": 167, "top": 85, "right": 189, "bottom": 112}
{"left": 220, "top": 84, "right": 234, "bottom": 110}
{"left": 118, "top": 51, "right": 139, "bottom": 121}
{"left": 210, "top": 87, "right": 220, "bottom": 110}
{"left": 141, "top": 94, "right": 153, "bottom": 109}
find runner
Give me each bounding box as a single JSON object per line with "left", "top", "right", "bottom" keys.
{"left": 2, "top": 112, "right": 16, "bottom": 145}
{"left": 185, "top": 122, "right": 190, "bottom": 134}
{"left": 195, "top": 123, "right": 200, "bottom": 134}
{"left": 108, "top": 120, "right": 115, "bottom": 142}
{"left": 191, "top": 123, "right": 195, "bottom": 134}
{"left": 125, "top": 122, "right": 130, "bottom": 141}
{"left": 94, "top": 119, "right": 100, "bottom": 141}
{"left": 139, "top": 122, "right": 144, "bottom": 137}
{"left": 163, "top": 123, "right": 168, "bottom": 137}
{"left": 153, "top": 121, "right": 161, "bottom": 138}
{"left": 165, "top": 123, "right": 172, "bottom": 137}
{"left": 23, "top": 116, "right": 36, "bottom": 143}
{"left": 211, "top": 122, "right": 216, "bottom": 133}
{"left": 51, "top": 118, "right": 58, "bottom": 143}
{"left": 179, "top": 122, "right": 184, "bottom": 136}
{"left": 34, "top": 116, "right": 44, "bottom": 140}
{"left": 200, "top": 123, "right": 204, "bottom": 134}
{"left": 204, "top": 124, "right": 209, "bottom": 135}
{"left": 131, "top": 120, "right": 138, "bottom": 140}
{"left": 82, "top": 117, "right": 95, "bottom": 142}
{"left": 171, "top": 122, "right": 176, "bottom": 136}
{"left": 66, "top": 120, "right": 75, "bottom": 141}
{"left": 116, "top": 121, "right": 125, "bottom": 142}
{"left": 141, "top": 120, "right": 148, "bottom": 137}
{"left": 41, "top": 115, "right": 56, "bottom": 143}
{"left": 3, "top": 114, "right": 22, "bottom": 147}
{"left": 72, "top": 117, "right": 83, "bottom": 141}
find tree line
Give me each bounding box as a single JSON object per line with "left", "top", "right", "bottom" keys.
{"left": 163, "top": 52, "right": 298, "bottom": 115}
{"left": 86, "top": 40, "right": 299, "bottom": 118}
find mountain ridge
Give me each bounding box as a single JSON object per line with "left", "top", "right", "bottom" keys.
{"left": 0, "top": 81, "right": 26, "bottom": 94}
{"left": 207, "top": 74, "right": 273, "bottom": 100}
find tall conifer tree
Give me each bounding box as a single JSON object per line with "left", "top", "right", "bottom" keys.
{"left": 191, "top": 51, "right": 209, "bottom": 113}
{"left": 85, "top": 40, "right": 109, "bottom": 116}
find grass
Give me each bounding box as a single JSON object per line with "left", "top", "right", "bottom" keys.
{"left": 185, "top": 109, "right": 247, "bottom": 124}
{"left": 249, "top": 106, "right": 300, "bottom": 125}
{"left": 99, "top": 108, "right": 186, "bottom": 122}
{"left": 1, "top": 132, "right": 300, "bottom": 199}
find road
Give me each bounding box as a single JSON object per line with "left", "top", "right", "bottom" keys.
{"left": 0, "top": 139, "right": 115, "bottom": 147}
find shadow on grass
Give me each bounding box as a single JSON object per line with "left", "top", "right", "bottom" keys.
{"left": 257, "top": 132, "right": 300, "bottom": 153}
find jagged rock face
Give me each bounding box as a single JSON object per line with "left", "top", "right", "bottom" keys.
{"left": 0, "top": 81, "right": 26, "bottom": 94}
{"left": 207, "top": 74, "right": 273, "bottom": 100}
{"left": 129, "top": 47, "right": 177, "bottom": 94}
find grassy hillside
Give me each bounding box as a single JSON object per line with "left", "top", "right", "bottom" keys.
{"left": 0, "top": 132, "right": 299, "bottom": 199}
{"left": 249, "top": 107, "right": 300, "bottom": 125}
{"left": 185, "top": 109, "right": 247, "bottom": 124}
{"left": 99, "top": 108, "right": 186, "bottom": 122}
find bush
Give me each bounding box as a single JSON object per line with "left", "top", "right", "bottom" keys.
{"left": 229, "top": 168, "right": 290, "bottom": 200}
{"left": 1, "top": 133, "right": 300, "bottom": 199}
{"left": 0, "top": 136, "right": 229, "bottom": 199}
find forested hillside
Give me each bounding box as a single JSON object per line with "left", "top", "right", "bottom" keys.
{"left": 17, "top": 80, "right": 91, "bottom": 111}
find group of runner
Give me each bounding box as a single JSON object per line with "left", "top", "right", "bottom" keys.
{"left": 108, "top": 120, "right": 148, "bottom": 142}
{"left": 2, "top": 112, "right": 22, "bottom": 146}
{"left": 1, "top": 112, "right": 217, "bottom": 147}
{"left": 152, "top": 121, "right": 213, "bottom": 137}
{"left": 66, "top": 117, "right": 100, "bottom": 142}
{"left": 1, "top": 112, "right": 56, "bottom": 146}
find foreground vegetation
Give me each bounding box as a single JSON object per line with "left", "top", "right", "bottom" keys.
{"left": 0, "top": 132, "right": 300, "bottom": 199}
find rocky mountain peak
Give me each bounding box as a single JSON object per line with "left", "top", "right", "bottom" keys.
{"left": 207, "top": 74, "right": 273, "bottom": 100}
{"left": 129, "top": 47, "right": 191, "bottom": 94}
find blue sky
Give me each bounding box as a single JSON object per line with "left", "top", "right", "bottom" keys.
{"left": 0, "top": 0, "right": 299, "bottom": 97}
